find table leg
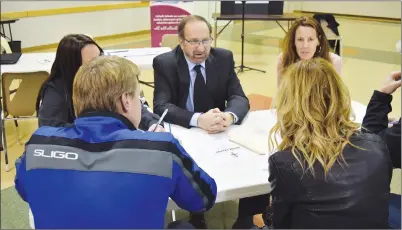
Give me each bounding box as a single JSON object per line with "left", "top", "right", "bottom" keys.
{"left": 8, "top": 24, "right": 13, "bottom": 41}
{"left": 276, "top": 21, "right": 287, "bottom": 33}
{"left": 1, "top": 24, "right": 5, "bottom": 38}
{"left": 214, "top": 20, "right": 232, "bottom": 47}
{"left": 139, "top": 80, "right": 154, "bottom": 88}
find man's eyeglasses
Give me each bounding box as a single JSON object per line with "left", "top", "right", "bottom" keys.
{"left": 184, "top": 38, "right": 213, "bottom": 47}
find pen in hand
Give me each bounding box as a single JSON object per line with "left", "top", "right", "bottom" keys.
{"left": 152, "top": 109, "right": 168, "bottom": 132}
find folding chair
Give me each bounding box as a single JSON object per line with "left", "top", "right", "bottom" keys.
{"left": 1, "top": 71, "right": 48, "bottom": 171}
{"left": 1, "top": 36, "right": 12, "bottom": 54}
{"left": 320, "top": 19, "right": 343, "bottom": 57}
{"left": 161, "top": 34, "right": 179, "bottom": 49}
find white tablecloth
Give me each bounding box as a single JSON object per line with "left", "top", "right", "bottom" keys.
{"left": 0, "top": 47, "right": 171, "bottom": 74}
{"left": 166, "top": 101, "right": 367, "bottom": 210}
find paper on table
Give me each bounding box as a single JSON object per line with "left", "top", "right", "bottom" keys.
{"left": 168, "top": 124, "right": 245, "bottom": 157}
{"left": 36, "top": 59, "right": 52, "bottom": 65}
{"left": 227, "top": 110, "right": 279, "bottom": 155}
{"left": 228, "top": 126, "right": 269, "bottom": 155}
{"left": 106, "top": 49, "right": 163, "bottom": 57}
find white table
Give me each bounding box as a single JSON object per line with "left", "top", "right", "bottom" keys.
{"left": 166, "top": 101, "right": 368, "bottom": 210}
{"left": 0, "top": 47, "right": 171, "bottom": 74}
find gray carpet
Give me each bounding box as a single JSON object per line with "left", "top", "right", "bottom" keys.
{"left": 1, "top": 186, "right": 30, "bottom": 229}
{"left": 1, "top": 185, "right": 239, "bottom": 229}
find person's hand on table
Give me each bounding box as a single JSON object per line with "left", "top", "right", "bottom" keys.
{"left": 198, "top": 108, "right": 225, "bottom": 134}
{"left": 219, "top": 112, "right": 234, "bottom": 129}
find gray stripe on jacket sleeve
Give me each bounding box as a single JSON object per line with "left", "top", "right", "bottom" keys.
{"left": 171, "top": 154, "right": 209, "bottom": 211}
{"left": 25, "top": 144, "right": 173, "bottom": 178}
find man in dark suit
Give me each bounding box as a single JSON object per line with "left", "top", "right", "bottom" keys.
{"left": 153, "top": 15, "right": 269, "bottom": 229}
{"left": 153, "top": 15, "right": 249, "bottom": 134}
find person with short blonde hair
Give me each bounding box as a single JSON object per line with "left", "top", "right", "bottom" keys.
{"left": 73, "top": 55, "right": 140, "bottom": 120}
{"left": 266, "top": 58, "right": 392, "bottom": 228}
{"left": 15, "top": 56, "right": 217, "bottom": 229}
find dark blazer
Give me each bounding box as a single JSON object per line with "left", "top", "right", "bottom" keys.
{"left": 37, "top": 77, "right": 160, "bottom": 130}
{"left": 362, "top": 90, "right": 401, "bottom": 168}
{"left": 0, "top": 105, "right": 2, "bottom": 151}
{"left": 153, "top": 45, "right": 249, "bottom": 128}
{"left": 266, "top": 133, "right": 392, "bottom": 229}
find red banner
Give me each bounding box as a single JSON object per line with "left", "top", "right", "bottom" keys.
{"left": 150, "top": 2, "right": 192, "bottom": 47}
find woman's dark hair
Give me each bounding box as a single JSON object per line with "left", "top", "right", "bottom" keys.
{"left": 36, "top": 34, "right": 104, "bottom": 119}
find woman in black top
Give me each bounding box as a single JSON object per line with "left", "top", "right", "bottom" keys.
{"left": 36, "top": 34, "right": 164, "bottom": 131}
{"left": 266, "top": 58, "right": 392, "bottom": 228}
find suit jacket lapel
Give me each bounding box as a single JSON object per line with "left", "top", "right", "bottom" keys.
{"left": 175, "top": 46, "right": 190, "bottom": 108}
{"left": 205, "top": 52, "right": 218, "bottom": 95}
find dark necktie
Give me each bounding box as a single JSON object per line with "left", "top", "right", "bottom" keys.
{"left": 193, "top": 65, "right": 211, "bottom": 113}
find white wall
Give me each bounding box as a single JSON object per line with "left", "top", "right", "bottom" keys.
{"left": 200, "top": 1, "right": 402, "bottom": 19}
{"left": 1, "top": 1, "right": 128, "bottom": 12}
{"left": 1, "top": 1, "right": 149, "bottom": 48}
{"left": 299, "top": 1, "right": 401, "bottom": 19}
{"left": 284, "top": 2, "right": 303, "bottom": 13}
{"left": 1, "top": 1, "right": 221, "bottom": 48}
{"left": 4, "top": 1, "right": 398, "bottom": 49}
{"left": 10, "top": 8, "right": 150, "bottom": 48}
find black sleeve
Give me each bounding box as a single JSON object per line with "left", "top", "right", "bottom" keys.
{"left": 0, "top": 106, "right": 2, "bottom": 150}
{"left": 37, "top": 86, "right": 71, "bottom": 127}
{"left": 381, "top": 119, "right": 401, "bottom": 168}
{"left": 267, "top": 156, "right": 293, "bottom": 229}
{"left": 139, "top": 103, "right": 160, "bottom": 130}
{"left": 362, "top": 90, "right": 401, "bottom": 168}
{"left": 224, "top": 51, "right": 250, "bottom": 124}
{"left": 153, "top": 57, "right": 194, "bottom": 128}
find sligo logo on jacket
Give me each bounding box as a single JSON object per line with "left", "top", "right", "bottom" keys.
{"left": 33, "top": 149, "right": 79, "bottom": 160}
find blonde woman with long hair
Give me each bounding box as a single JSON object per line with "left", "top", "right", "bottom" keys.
{"left": 266, "top": 58, "right": 392, "bottom": 228}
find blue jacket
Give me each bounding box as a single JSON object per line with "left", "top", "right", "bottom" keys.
{"left": 15, "top": 111, "right": 217, "bottom": 229}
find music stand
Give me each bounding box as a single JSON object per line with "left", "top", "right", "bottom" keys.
{"left": 235, "top": 1, "right": 266, "bottom": 74}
